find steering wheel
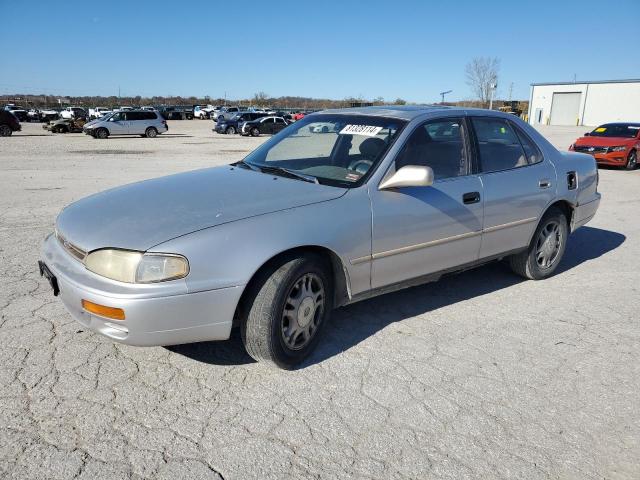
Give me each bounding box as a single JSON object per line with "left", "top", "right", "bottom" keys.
{"left": 348, "top": 159, "right": 373, "bottom": 174}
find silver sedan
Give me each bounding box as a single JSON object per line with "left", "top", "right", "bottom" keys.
{"left": 39, "top": 106, "right": 601, "bottom": 368}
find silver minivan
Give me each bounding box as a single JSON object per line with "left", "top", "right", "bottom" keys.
{"left": 83, "top": 110, "right": 168, "bottom": 139}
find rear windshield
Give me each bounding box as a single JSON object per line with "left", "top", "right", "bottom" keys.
{"left": 589, "top": 124, "right": 640, "bottom": 138}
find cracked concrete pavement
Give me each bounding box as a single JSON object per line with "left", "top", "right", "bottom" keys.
{"left": 0, "top": 121, "right": 638, "bottom": 479}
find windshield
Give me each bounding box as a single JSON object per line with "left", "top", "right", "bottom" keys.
{"left": 242, "top": 114, "right": 406, "bottom": 187}
{"left": 589, "top": 124, "right": 640, "bottom": 138}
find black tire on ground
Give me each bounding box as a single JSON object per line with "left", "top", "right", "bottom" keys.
{"left": 96, "top": 128, "right": 109, "bottom": 139}
{"left": 509, "top": 207, "right": 568, "bottom": 280}
{"left": 625, "top": 149, "right": 637, "bottom": 170}
{"left": 145, "top": 127, "right": 158, "bottom": 138}
{"left": 226, "top": 126, "right": 236, "bottom": 135}
{"left": 240, "top": 254, "right": 333, "bottom": 369}
{"left": 251, "top": 127, "right": 260, "bottom": 137}
{"left": 0, "top": 125, "right": 12, "bottom": 136}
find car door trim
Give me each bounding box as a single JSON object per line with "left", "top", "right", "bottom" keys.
{"left": 350, "top": 216, "right": 537, "bottom": 265}
{"left": 350, "top": 229, "right": 482, "bottom": 265}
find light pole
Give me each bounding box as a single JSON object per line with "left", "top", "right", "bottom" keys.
{"left": 439, "top": 90, "right": 452, "bottom": 104}
{"left": 488, "top": 82, "right": 497, "bottom": 110}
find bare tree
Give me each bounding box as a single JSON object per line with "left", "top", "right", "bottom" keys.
{"left": 465, "top": 57, "right": 500, "bottom": 107}
{"left": 393, "top": 98, "right": 407, "bottom": 105}
{"left": 252, "top": 91, "right": 269, "bottom": 106}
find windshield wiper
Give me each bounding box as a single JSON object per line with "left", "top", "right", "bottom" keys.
{"left": 259, "top": 165, "right": 319, "bottom": 184}
{"left": 233, "top": 160, "right": 260, "bottom": 171}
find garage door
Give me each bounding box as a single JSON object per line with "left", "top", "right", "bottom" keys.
{"left": 550, "top": 92, "right": 581, "bottom": 125}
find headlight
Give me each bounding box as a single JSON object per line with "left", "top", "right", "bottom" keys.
{"left": 85, "top": 249, "right": 188, "bottom": 283}
{"left": 610, "top": 146, "right": 627, "bottom": 152}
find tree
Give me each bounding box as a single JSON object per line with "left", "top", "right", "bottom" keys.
{"left": 373, "top": 96, "right": 385, "bottom": 105}
{"left": 465, "top": 57, "right": 500, "bottom": 107}
{"left": 252, "top": 91, "right": 269, "bottom": 106}
{"left": 393, "top": 98, "right": 406, "bottom": 105}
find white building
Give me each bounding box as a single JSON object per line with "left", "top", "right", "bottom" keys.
{"left": 528, "top": 79, "right": 640, "bottom": 127}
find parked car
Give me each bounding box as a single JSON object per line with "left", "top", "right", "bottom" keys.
{"left": 43, "top": 117, "right": 87, "bottom": 133}
{"left": 38, "top": 106, "right": 601, "bottom": 368}
{"left": 193, "top": 105, "right": 211, "bottom": 119}
{"left": 39, "top": 108, "right": 61, "bottom": 123}
{"left": 82, "top": 110, "right": 168, "bottom": 139}
{"left": 569, "top": 123, "right": 640, "bottom": 170}
{"left": 27, "top": 109, "right": 42, "bottom": 122}
{"left": 4, "top": 105, "right": 28, "bottom": 122}
{"left": 60, "top": 107, "right": 88, "bottom": 119}
{"left": 240, "top": 116, "right": 289, "bottom": 136}
{"left": 292, "top": 112, "right": 306, "bottom": 121}
{"left": 89, "top": 107, "right": 112, "bottom": 119}
{"left": 214, "top": 106, "right": 247, "bottom": 122}
{"left": 215, "top": 112, "right": 269, "bottom": 134}
{"left": 0, "top": 110, "right": 21, "bottom": 136}
{"left": 157, "top": 105, "right": 194, "bottom": 120}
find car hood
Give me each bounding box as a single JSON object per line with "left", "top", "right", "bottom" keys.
{"left": 574, "top": 136, "right": 636, "bottom": 146}
{"left": 56, "top": 166, "right": 347, "bottom": 252}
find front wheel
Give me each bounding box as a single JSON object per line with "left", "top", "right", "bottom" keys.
{"left": 509, "top": 207, "right": 568, "bottom": 280}
{"left": 96, "top": 128, "right": 109, "bottom": 139}
{"left": 250, "top": 127, "right": 260, "bottom": 137}
{"left": 145, "top": 127, "right": 158, "bottom": 138}
{"left": 625, "top": 150, "right": 637, "bottom": 170}
{"left": 225, "top": 126, "right": 236, "bottom": 135}
{"left": 241, "top": 254, "right": 332, "bottom": 369}
{"left": 0, "top": 125, "right": 12, "bottom": 136}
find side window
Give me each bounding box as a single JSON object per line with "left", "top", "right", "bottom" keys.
{"left": 275, "top": 118, "right": 285, "bottom": 124}
{"left": 128, "top": 112, "right": 142, "bottom": 121}
{"left": 512, "top": 124, "right": 543, "bottom": 164}
{"left": 471, "top": 118, "right": 527, "bottom": 173}
{"left": 395, "top": 118, "right": 468, "bottom": 180}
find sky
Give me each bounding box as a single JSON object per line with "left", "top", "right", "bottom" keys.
{"left": 1, "top": 0, "right": 638, "bottom": 103}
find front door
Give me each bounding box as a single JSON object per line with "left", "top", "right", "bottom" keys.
{"left": 469, "top": 116, "right": 556, "bottom": 259}
{"left": 370, "top": 117, "right": 484, "bottom": 289}
{"left": 107, "top": 112, "right": 129, "bottom": 135}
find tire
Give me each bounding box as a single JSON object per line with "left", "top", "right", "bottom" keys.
{"left": 251, "top": 127, "right": 260, "bottom": 137}
{"left": 225, "top": 126, "right": 236, "bottom": 135}
{"left": 0, "top": 125, "right": 12, "bottom": 136}
{"left": 240, "top": 254, "right": 333, "bottom": 369}
{"left": 145, "top": 127, "right": 158, "bottom": 138}
{"left": 625, "top": 149, "right": 637, "bottom": 170}
{"left": 218, "top": 115, "right": 225, "bottom": 122}
{"left": 509, "top": 207, "right": 568, "bottom": 280}
{"left": 96, "top": 128, "right": 109, "bottom": 139}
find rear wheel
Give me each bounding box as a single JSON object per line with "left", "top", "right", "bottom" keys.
{"left": 509, "top": 207, "right": 568, "bottom": 280}
{"left": 251, "top": 127, "right": 260, "bottom": 137}
{"left": 0, "top": 125, "right": 12, "bottom": 136}
{"left": 241, "top": 254, "right": 332, "bottom": 369}
{"left": 96, "top": 128, "right": 109, "bottom": 139}
{"left": 145, "top": 127, "right": 158, "bottom": 138}
{"left": 626, "top": 149, "right": 637, "bottom": 170}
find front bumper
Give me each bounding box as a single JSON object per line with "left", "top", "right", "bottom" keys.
{"left": 40, "top": 233, "right": 242, "bottom": 346}
{"left": 583, "top": 152, "right": 629, "bottom": 166}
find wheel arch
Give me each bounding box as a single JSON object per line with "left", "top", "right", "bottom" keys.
{"left": 233, "top": 245, "right": 351, "bottom": 327}
{"left": 527, "top": 199, "right": 574, "bottom": 246}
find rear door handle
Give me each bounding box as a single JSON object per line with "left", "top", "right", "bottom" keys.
{"left": 462, "top": 191, "right": 481, "bottom": 204}
{"left": 539, "top": 179, "right": 551, "bottom": 189}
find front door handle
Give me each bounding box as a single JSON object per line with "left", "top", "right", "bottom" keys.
{"left": 539, "top": 179, "right": 551, "bottom": 189}
{"left": 462, "top": 191, "right": 481, "bottom": 204}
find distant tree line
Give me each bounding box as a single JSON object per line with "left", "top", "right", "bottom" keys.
{"left": 1, "top": 92, "right": 410, "bottom": 110}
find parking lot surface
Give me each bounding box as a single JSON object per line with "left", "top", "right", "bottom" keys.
{"left": 1, "top": 120, "right": 638, "bottom": 479}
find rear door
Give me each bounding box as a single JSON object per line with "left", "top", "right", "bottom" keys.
{"left": 127, "top": 111, "right": 143, "bottom": 134}
{"left": 469, "top": 116, "right": 556, "bottom": 259}
{"left": 273, "top": 117, "right": 287, "bottom": 134}
{"left": 262, "top": 117, "right": 275, "bottom": 134}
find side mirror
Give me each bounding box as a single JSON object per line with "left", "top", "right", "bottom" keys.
{"left": 379, "top": 165, "right": 434, "bottom": 190}
{"left": 584, "top": 132, "right": 590, "bottom": 136}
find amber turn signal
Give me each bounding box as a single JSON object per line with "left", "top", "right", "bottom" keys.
{"left": 81, "top": 299, "right": 125, "bottom": 321}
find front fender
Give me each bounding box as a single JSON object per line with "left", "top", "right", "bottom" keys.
{"left": 149, "top": 187, "right": 373, "bottom": 299}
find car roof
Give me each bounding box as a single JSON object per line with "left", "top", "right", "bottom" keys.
{"left": 318, "top": 105, "right": 499, "bottom": 120}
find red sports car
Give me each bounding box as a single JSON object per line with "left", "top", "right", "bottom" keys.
{"left": 569, "top": 123, "right": 639, "bottom": 170}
